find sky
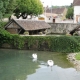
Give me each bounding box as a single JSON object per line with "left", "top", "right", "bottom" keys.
{"left": 40, "top": 0, "right": 73, "bottom": 7}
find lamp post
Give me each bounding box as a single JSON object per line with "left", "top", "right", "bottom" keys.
{"left": 42, "top": 2, "right": 46, "bottom": 22}
{"left": 45, "top": 6, "right": 46, "bottom": 22}
{"left": 51, "top": 0, "right": 53, "bottom": 22}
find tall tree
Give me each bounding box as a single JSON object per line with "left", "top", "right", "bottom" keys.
{"left": 0, "top": 0, "right": 11, "bottom": 29}
{"left": 66, "top": 3, "right": 73, "bottom": 19}
{"left": 0, "top": 0, "right": 10, "bottom": 20}
{"left": 6, "top": 0, "right": 17, "bottom": 14}
{"left": 14, "top": 0, "right": 43, "bottom": 19}
{"left": 66, "top": 7, "right": 73, "bottom": 19}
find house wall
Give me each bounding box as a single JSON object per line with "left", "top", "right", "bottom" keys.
{"left": 74, "top": 6, "right": 80, "bottom": 23}
{"left": 43, "top": 13, "right": 58, "bottom": 23}
{"left": 44, "top": 8, "right": 67, "bottom": 23}
{"left": 7, "top": 22, "right": 20, "bottom": 28}
{"left": 6, "top": 28, "right": 18, "bottom": 34}
{"left": 6, "top": 22, "right": 20, "bottom": 34}
{"left": 62, "top": 8, "right": 67, "bottom": 20}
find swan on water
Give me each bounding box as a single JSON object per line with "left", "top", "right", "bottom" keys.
{"left": 47, "top": 60, "right": 54, "bottom": 67}
{"left": 32, "top": 53, "right": 37, "bottom": 59}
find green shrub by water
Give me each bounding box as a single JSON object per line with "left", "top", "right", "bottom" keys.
{"left": 0, "top": 31, "right": 80, "bottom": 53}
{"left": 49, "top": 36, "right": 80, "bottom": 53}
{"left": 11, "top": 35, "right": 80, "bottom": 53}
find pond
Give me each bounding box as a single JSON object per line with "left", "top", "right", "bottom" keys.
{"left": 0, "top": 49, "right": 80, "bottom": 80}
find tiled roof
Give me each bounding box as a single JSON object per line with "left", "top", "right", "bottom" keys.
{"left": 45, "top": 8, "right": 66, "bottom": 14}
{"left": 5, "top": 19, "right": 51, "bottom": 31}
{"left": 73, "top": 0, "right": 80, "bottom": 6}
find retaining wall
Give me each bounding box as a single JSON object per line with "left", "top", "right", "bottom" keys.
{"left": 48, "top": 23, "right": 79, "bottom": 34}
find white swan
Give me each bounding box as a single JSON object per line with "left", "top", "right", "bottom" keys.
{"left": 32, "top": 53, "right": 37, "bottom": 59}
{"left": 47, "top": 60, "right": 54, "bottom": 67}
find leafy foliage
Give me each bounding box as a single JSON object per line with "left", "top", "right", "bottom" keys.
{"left": 13, "top": 36, "right": 80, "bottom": 53}
{"left": 0, "top": 0, "right": 10, "bottom": 19}
{"left": 14, "top": 0, "right": 43, "bottom": 19}
{"left": 0, "top": 0, "right": 43, "bottom": 19}
{"left": 12, "top": 35, "right": 25, "bottom": 49}
{"left": 6, "top": 0, "right": 17, "bottom": 14}
{"left": 49, "top": 36, "right": 80, "bottom": 53}
{"left": 66, "top": 7, "right": 73, "bottom": 19}
{"left": 0, "top": 29, "right": 12, "bottom": 46}
{"left": 1, "top": 34, "right": 80, "bottom": 53}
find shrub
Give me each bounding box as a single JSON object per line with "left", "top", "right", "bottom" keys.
{"left": 0, "top": 29, "right": 12, "bottom": 46}
{"left": 12, "top": 34, "right": 25, "bottom": 49}
{"left": 24, "top": 31, "right": 29, "bottom": 35}
{"left": 23, "top": 36, "right": 80, "bottom": 53}
{"left": 73, "top": 31, "right": 79, "bottom": 36}
{"left": 49, "top": 36, "right": 80, "bottom": 53}
{"left": 39, "top": 32, "right": 43, "bottom": 35}
{"left": 1, "top": 34, "right": 80, "bottom": 53}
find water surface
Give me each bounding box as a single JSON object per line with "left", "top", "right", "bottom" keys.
{"left": 0, "top": 49, "right": 80, "bottom": 80}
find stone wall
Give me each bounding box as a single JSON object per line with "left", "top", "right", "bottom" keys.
{"left": 48, "top": 23, "right": 78, "bottom": 34}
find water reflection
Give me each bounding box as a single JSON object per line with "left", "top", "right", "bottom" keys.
{"left": 0, "top": 49, "right": 39, "bottom": 80}
{"left": 0, "top": 49, "right": 80, "bottom": 80}
{"left": 27, "top": 65, "right": 80, "bottom": 80}
{"left": 32, "top": 58, "right": 37, "bottom": 62}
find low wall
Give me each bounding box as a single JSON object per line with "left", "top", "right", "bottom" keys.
{"left": 48, "top": 23, "right": 78, "bottom": 34}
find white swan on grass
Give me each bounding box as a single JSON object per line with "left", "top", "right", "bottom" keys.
{"left": 47, "top": 60, "right": 54, "bottom": 67}
{"left": 32, "top": 53, "right": 37, "bottom": 59}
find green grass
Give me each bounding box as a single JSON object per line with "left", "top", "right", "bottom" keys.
{"left": 75, "top": 53, "right": 80, "bottom": 60}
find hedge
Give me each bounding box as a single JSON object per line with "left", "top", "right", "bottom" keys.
{"left": 0, "top": 31, "right": 80, "bottom": 53}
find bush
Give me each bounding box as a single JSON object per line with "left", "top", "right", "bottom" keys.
{"left": 1, "top": 34, "right": 80, "bottom": 53}
{"left": 13, "top": 35, "right": 25, "bottom": 49}
{"left": 49, "top": 36, "right": 80, "bottom": 53}
{"left": 24, "top": 31, "right": 29, "bottom": 35}
{"left": 18, "top": 36, "right": 80, "bottom": 53}
{"left": 0, "top": 29, "right": 12, "bottom": 46}
{"left": 73, "top": 31, "right": 79, "bottom": 36}
{"left": 39, "top": 32, "right": 43, "bottom": 35}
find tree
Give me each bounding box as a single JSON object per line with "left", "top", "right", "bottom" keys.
{"left": 6, "top": 0, "right": 17, "bottom": 14}
{"left": 0, "top": 0, "right": 10, "bottom": 20}
{"left": 14, "top": 0, "right": 43, "bottom": 19}
{"left": 66, "top": 7, "right": 73, "bottom": 19}
{"left": 0, "top": 0, "right": 11, "bottom": 29}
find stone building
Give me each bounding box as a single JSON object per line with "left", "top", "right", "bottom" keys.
{"left": 5, "top": 19, "right": 51, "bottom": 35}
{"left": 73, "top": 0, "right": 80, "bottom": 23}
